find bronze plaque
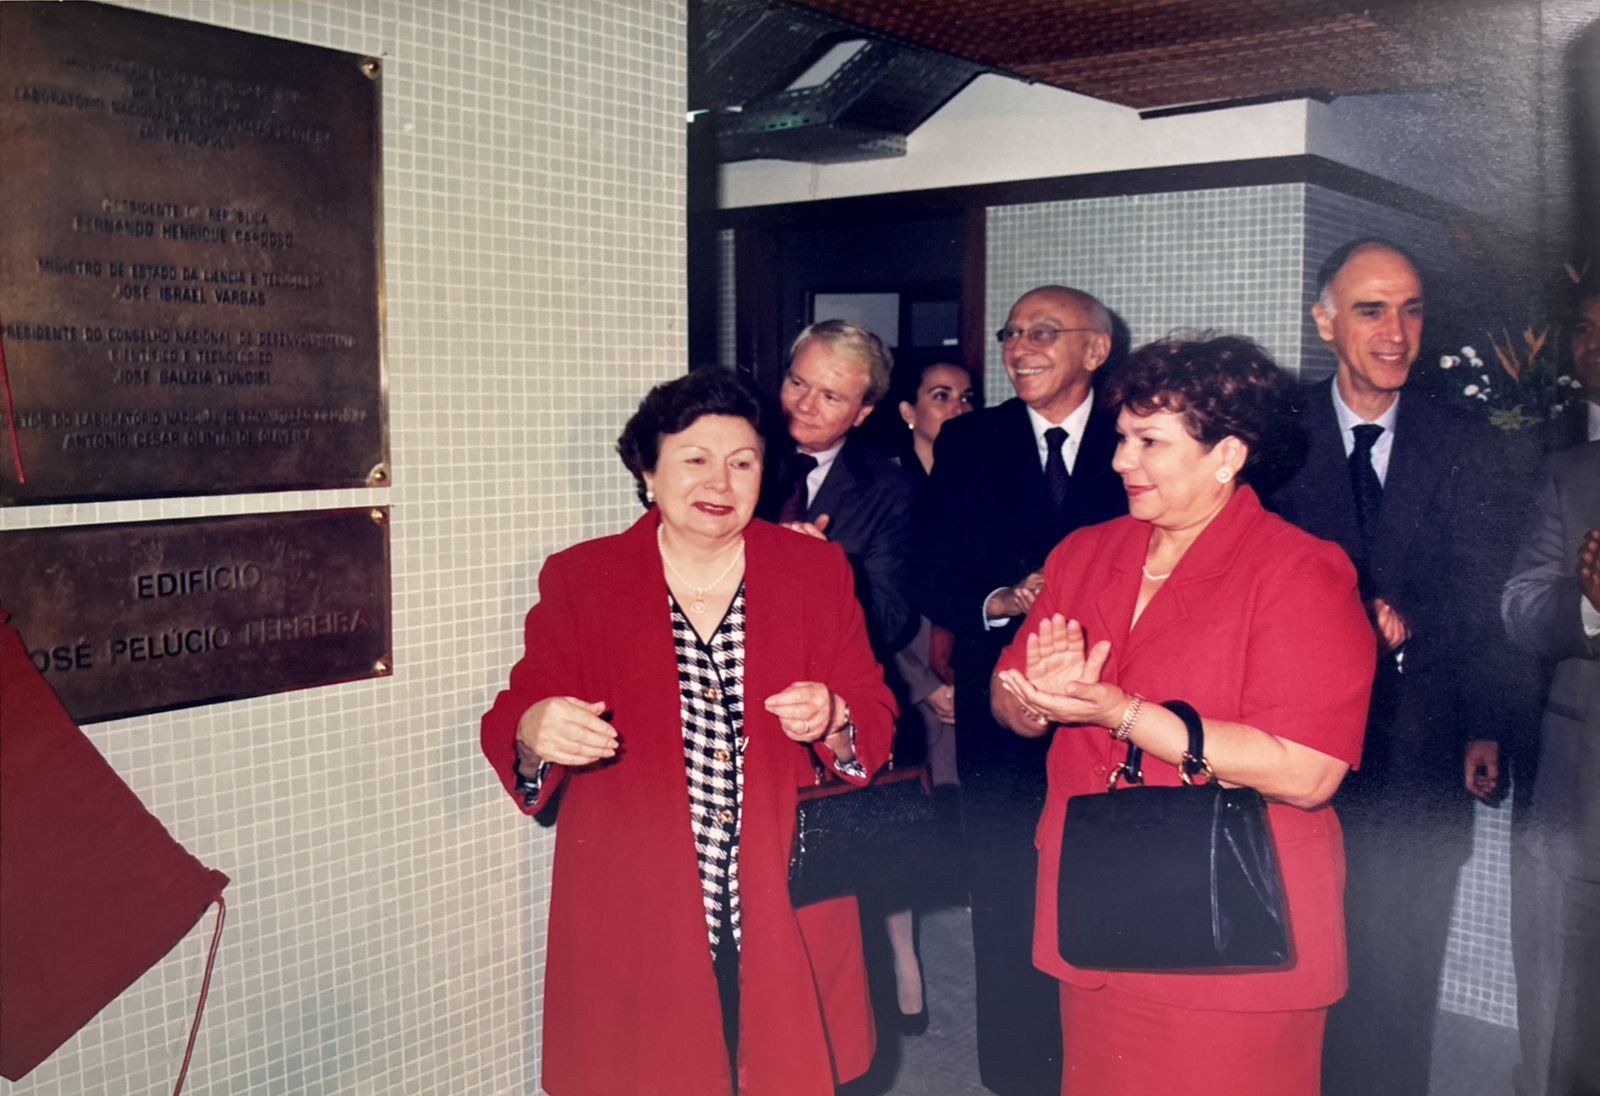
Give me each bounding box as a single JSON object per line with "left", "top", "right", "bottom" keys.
{"left": 0, "top": 2, "right": 386, "bottom": 504}
{"left": 0, "top": 508, "right": 392, "bottom": 723}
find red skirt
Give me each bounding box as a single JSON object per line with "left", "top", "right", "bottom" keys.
{"left": 1059, "top": 981, "right": 1327, "bottom": 1096}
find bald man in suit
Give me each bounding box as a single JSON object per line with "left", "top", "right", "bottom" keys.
{"left": 920, "top": 285, "right": 1126, "bottom": 1096}
{"left": 1267, "top": 239, "right": 1521, "bottom": 1096}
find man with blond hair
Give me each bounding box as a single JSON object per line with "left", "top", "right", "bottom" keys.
{"left": 766, "top": 318, "right": 917, "bottom": 659}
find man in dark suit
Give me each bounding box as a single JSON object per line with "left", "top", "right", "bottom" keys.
{"left": 764, "top": 319, "right": 918, "bottom": 660}
{"left": 919, "top": 285, "right": 1127, "bottom": 1096}
{"left": 1268, "top": 239, "right": 1519, "bottom": 1096}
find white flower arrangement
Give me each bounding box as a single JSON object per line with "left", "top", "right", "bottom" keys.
{"left": 1436, "top": 329, "right": 1576, "bottom": 431}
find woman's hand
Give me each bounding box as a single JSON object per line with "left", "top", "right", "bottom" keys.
{"left": 764, "top": 681, "right": 847, "bottom": 743}
{"left": 994, "top": 615, "right": 1120, "bottom": 729}
{"left": 516, "top": 696, "right": 616, "bottom": 769}
{"left": 997, "top": 669, "right": 1125, "bottom": 730}
{"left": 1023, "top": 615, "right": 1108, "bottom": 694}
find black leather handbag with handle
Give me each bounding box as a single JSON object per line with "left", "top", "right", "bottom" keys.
{"left": 789, "top": 763, "right": 935, "bottom": 908}
{"left": 1056, "top": 700, "right": 1291, "bottom": 971}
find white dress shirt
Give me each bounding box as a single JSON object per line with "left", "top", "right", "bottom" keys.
{"left": 984, "top": 393, "right": 1097, "bottom": 626}
{"left": 802, "top": 440, "right": 845, "bottom": 509}
{"left": 1025, "top": 392, "right": 1095, "bottom": 474}
{"left": 1331, "top": 384, "right": 1400, "bottom": 485}
{"left": 1587, "top": 400, "right": 1600, "bottom": 442}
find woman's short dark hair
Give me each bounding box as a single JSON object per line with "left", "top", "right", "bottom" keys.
{"left": 617, "top": 367, "right": 767, "bottom": 506}
{"left": 1102, "top": 335, "right": 1294, "bottom": 481}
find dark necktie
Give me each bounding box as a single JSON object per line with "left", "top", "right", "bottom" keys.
{"left": 777, "top": 453, "right": 818, "bottom": 524}
{"left": 1348, "top": 423, "right": 1384, "bottom": 553}
{"left": 1044, "top": 426, "right": 1071, "bottom": 513}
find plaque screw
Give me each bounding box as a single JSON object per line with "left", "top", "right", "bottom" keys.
{"left": 373, "top": 658, "right": 391, "bottom": 675}
{"left": 360, "top": 58, "right": 381, "bottom": 80}
{"left": 367, "top": 463, "right": 389, "bottom": 486}
{"left": 369, "top": 508, "right": 388, "bottom": 525}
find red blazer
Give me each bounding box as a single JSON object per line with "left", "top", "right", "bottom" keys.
{"left": 996, "top": 487, "right": 1374, "bottom": 1012}
{"left": 482, "top": 511, "right": 896, "bottom": 1095}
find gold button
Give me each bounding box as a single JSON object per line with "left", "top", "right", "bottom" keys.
{"left": 717, "top": 809, "right": 734, "bottom": 824}
{"left": 703, "top": 686, "right": 722, "bottom": 701}
{"left": 714, "top": 748, "right": 732, "bottom": 763}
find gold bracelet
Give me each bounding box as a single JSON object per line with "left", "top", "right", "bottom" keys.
{"left": 1111, "top": 693, "right": 1145, "bottom": 741}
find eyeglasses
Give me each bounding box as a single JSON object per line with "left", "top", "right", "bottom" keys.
{"left": 995, "top": 324, "right": 1099, "bottom": 348}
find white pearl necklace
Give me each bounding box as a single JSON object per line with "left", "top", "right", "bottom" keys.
{"left": 1141, "top": 565, "right": 1173, "bottom": 582}
{"left": 658, "top": 527, "right": 744, "bottom": 614}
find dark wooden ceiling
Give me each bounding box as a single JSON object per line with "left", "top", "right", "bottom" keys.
{"left": 789, "top": 0, "right": 1489, "bottom": 110}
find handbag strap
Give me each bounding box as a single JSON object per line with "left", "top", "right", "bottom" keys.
{"left": 1162, "top": 699, "right": 1214, "bottom": 786}
{"left": 1109, "top": 699, "right": 1213, "bottom": 789}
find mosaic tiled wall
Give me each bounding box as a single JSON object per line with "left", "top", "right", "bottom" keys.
{"left": 986, "top": 186, "right": 1309, "bottom": 393}
{"left": 0, "top": 1, "right": 685, "bottom": 1093}
{"left": 1301, "top": 185, "right": 1465, "bottom": 382}
{"left": 1444, "top": 797, "right": 1519, "bottom": 1025}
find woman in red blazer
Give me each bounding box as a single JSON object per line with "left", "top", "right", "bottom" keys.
{"left": 481, "top": 369, "right": 896, "bottom": 1096}
{"left": 991, "top": 337, "right": 1375, "bottom": 1096}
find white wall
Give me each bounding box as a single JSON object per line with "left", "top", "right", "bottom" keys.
{"left": 0, "top": 2, "right": 684, "bottom": 1093}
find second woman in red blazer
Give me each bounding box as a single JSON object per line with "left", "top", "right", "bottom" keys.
{"left": 992, "top": 337, "right": 1375, "bottom": 1096}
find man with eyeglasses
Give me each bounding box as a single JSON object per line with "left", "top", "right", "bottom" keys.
{"left": 919, "top": 285, "right": 1126, "bottom": 1096}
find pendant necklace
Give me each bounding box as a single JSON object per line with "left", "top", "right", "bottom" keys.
{"left": 658, "top": 527, "right": 744, "bottom": 614}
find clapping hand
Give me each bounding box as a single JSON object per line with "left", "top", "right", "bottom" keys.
{"left": 996, "top": 615, "right": 1117, "bottom": 728}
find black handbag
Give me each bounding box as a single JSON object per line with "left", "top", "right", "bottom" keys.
{"left": 1056, "top": 700, "right": 1291, "bottom": 971}
{"left": 789, "top": 764, "right": 935, "bottom": 907}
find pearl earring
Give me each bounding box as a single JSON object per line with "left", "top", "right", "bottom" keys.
{"left": 646, "top": 485, "right": 655, "bottom": 503}
{"left": 1215, "top": 466, "right": 1235, "bottom": 484}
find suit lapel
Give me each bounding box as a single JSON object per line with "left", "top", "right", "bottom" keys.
{"left": 1092, "top": 522, "right": 1143, "bottom": 663}
{"left": 807, "top": 441, "right": 857, "bottom": 524}
{"left": 609, "top": 512, "right": 691, "bottom": 758}
{"left": 998, "top": 400, "right": 1049, "bottom": 507}
{"left": 1370, "top": 392, "right": 1451, "bottom": 591}
{"left": 740, "top": 521, "right": 782, "bottom": 753}
{"left": 1121, "top": 488, "right": 1260, "bottom": 663}
{"left": 1075, "top": 401, "right": 1120, "bottom": 485}
{"left": 1299, "top": 381, "right": 1363, "bottom": 554}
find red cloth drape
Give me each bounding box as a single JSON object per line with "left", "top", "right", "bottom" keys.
{"left": 0, "top": 609, "right": 229, "bottom": 1081}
